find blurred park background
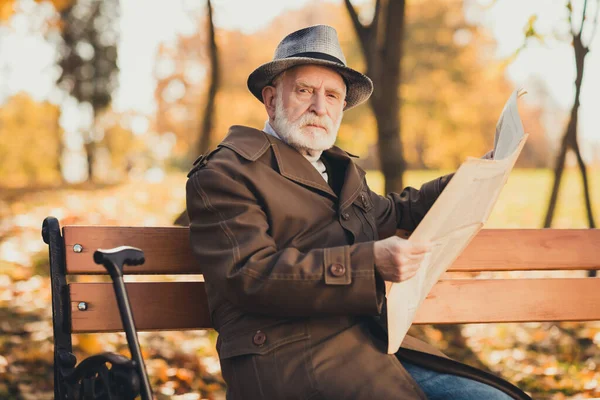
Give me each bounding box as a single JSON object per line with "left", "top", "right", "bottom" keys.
{"left": 1, "top": 0, "right": 599, "bottom": 398}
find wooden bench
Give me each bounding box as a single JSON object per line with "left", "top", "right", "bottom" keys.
{"left": 42, "top": 216, "right": 600, "bottom": 398}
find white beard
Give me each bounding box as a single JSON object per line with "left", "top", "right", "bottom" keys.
{"left": 270, "top": 91, "right": 342, "bottom": 156}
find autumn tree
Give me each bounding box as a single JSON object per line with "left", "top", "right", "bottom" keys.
{"left": 399, "top": 0, "right": 516, "bottom": 170}
{"left": 342, "top": 0, "right": 549, "bottom": 186}
{"left": 0, "top": 94, "right": 62, "bottom": 187}
{"left": 171, "top": 0, "right": 219, "bottom": 225}
{"left": 56, "top": 0, "right": 120, "bottom": 182}
{"left": 154, "top": 33, "right": 208, "bottom": 159}
{"left": 0, "top": 0, "right": 73, "bottom": 186}
{"left": 542, "top": 0, "right": 599, "bottom": 230}
{"left": 154, "top": 0, "right": 220, "bottom": 162}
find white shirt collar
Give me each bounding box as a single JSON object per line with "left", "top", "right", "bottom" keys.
{"left": 263, "top": 120, "right": 328, "bottom": 183}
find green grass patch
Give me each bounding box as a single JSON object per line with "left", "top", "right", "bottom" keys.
{"left": 365, "top": 168, "right": 600, "bottom": 228}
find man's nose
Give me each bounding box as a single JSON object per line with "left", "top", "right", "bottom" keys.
{"left": 309, "top": 92, "right": 327, "bottom": 116}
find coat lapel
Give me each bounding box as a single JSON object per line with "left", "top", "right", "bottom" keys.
{"left": 219, "top": 126, "right": 336, "bottom": 198}
{"left": 266, "top": 135, "right": 337, "bottom": 198}
{"left": 323, "top": 146, "right": 366, "bottom": 210}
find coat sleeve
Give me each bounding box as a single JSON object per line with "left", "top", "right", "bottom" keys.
{"left": 186, "top": 166, "right": 384, "bottom": 317}
{"left": 370, "top": 173, "right": 455, "bottom": 239}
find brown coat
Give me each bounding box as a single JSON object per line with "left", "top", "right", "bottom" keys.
{"left": 186, "top": 125, "right": 530, "bottom": 400}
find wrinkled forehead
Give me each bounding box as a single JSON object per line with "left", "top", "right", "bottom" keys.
{"left": 280, "top": 65, "right": 347, "bottom": 92}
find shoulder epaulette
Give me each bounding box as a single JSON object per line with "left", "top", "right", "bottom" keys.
{"left": 187, "top": 147, "right": 221, "bottom": 178}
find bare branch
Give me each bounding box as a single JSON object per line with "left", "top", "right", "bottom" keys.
{"left": 344, "top": 0, "right": 371, "bottom": 54}
{"left": 579, "top": 0, "right": 590, "bottom": 36}
{"left": 588, "top": 0, "right": 600, "bottom": 45}
{"left": 567, "top": 0, "right": 576, "bottom": 37}
{"left": 344, "top": 0, "right": 366, "bottom": 33}
{"left": 371, "top": 0, "right": 382, "bottom": 34}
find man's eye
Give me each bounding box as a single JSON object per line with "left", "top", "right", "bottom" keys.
{"left": 327, "top": 94, "right": 339, "bottom": 99}
{"left": 298, "top": 88, "right": 310, "bottom": 94}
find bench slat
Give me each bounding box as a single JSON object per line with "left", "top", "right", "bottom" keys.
{"left": 414, "top": 278, "right": 600, "bottom": 324}
{"left": 64, "top": 226, "right": 196, "bottom": 274}
{"left": 69, "top": 278, "right": 600, "bottom": 333}
{"left": 64, "top": 227, "right": 600, "bottom": 275}
{"left": 451, "top": 229, "right": 600, "bottom": 271}
{"left": 70, "top": 282, "right": 211, "bottom": 333}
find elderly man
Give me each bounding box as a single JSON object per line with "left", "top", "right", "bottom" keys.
{"left": 186, "top": 25, "right": 530, "bottom": 400}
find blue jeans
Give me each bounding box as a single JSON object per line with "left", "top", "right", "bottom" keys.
{"left": 401, "top": 360, "right": 513, "bottom": 400}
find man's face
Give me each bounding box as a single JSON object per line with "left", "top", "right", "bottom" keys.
{"left": 264, "top": 65, "right": 347, "bottom": 154}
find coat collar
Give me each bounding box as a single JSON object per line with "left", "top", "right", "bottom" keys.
{"left": 219, "top": 125, "right": 271, "bottom": 161}
{"left": 323, "top": 146, "right": 366, "bottom": 211}
{"left": 219, "top": 125, "right": 365, "bottom": 209}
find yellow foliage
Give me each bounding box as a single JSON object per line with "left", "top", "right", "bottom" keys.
{"left": 0, "top": 0, "right": 14, "bottom": 22}
{"left": 0, "top": 93, "right": 62, "bottom": 187}
{"left": 76, "top": 334, "right": 105, "bottom": 355}
{"left": 0, "top": 0, "right": 73, "bottom": 22}
{"left": 153, "top": 0, "right": 544, "bottom": 172}
{"left": 100, "top": 117, "right": 144, "bottom": 179}
{"left": 38, "top": 0, "right": 73, "bottom": 13}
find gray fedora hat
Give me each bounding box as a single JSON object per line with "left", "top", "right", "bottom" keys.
{"left": 247, "top": 25, "right": 373, "bottom": 110}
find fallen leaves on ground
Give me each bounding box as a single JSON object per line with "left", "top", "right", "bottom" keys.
{"left": 1, "top": 171, "right": 599, "bottom": 399}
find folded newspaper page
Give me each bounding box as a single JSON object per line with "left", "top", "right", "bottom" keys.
{"left": 494, "top": 90, "right": 526, "bottom": 160}
{"left": 385, "top": 90, "right": 528, "bottom": 354}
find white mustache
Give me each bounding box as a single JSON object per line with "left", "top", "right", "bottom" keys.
{"left": 296, "top": 113, "right": 333, "bottom": 133}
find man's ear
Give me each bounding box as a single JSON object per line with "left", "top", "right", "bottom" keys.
{"left": 262, "top": 86, "right": 277, "bottom": 119}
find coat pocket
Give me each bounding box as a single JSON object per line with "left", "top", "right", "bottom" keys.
{"left": 218, "top": 320, "right": 310, "bottom": 359}
{"left": 219, "top": 321, "right": 323, "bottom": 400}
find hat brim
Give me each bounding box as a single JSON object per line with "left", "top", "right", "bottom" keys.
{"left": 247, "top": 57, "right": 373, "bottom": 111}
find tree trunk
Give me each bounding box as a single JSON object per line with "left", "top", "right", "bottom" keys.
{"left": 176, "top": 0, "right": 220, "bottom": 226}
{"left": 344, "top": 0, "right": 407, "bottom": 194}
{"left": 374, "top": 102, "right": 406, "bottom": 193}
{"left": 542, "top": 12, "right": 597, "bottom": 275}
{"left": 85, "top": 141, "right": 96, "bottom": 182}
{"left": 375, "top": 0, "right": 406, "bottom": 193}
{"left": 195, "top": 0, "right": 220, "bottom": 157}
{"left": 543, "top": 28, "right": 595, "bottom": 231}
{"left": 56, "top": 115, "right": 65, "bottom": 183}
{"left": 572, "top": 136, "right": 597, "bottom": 277}
{"left": 572, "top": 140, "right": 596, "bottom": 229}
{"left": 543, "top": 134, "right": 569, "bottom": 228}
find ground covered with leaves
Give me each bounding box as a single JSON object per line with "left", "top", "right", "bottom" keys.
{"left": 1, "top": 170, "right": 599, "bottom": 399}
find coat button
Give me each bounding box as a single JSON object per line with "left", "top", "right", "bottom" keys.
{"left": 341, "top": 212, "right": 350, "bottom": 220}
{"left": 329, "top": 263, "right": 346, "bottom": 277}
{"left": 253, "top": 330, "right": 266, "bottom": 346}
{"left": 360, "top": 193, "right": 368, "bottom": 207}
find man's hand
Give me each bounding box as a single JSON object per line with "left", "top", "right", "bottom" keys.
{"left": 373, "top": 236, "right": 431, "bottom": 282}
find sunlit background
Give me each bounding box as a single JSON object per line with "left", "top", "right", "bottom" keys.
{"left": 1, "top": 0, "right": 599, "bottom": 184}
{"left": 1, "top": 0, "right": 599, "bottom": 399}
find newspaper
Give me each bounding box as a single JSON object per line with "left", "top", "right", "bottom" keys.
{"left": 385, "top": 90, "right": 528, "bottom": 354}
{"left": 493, "top": 90, "right": 526, "bottom": 160}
